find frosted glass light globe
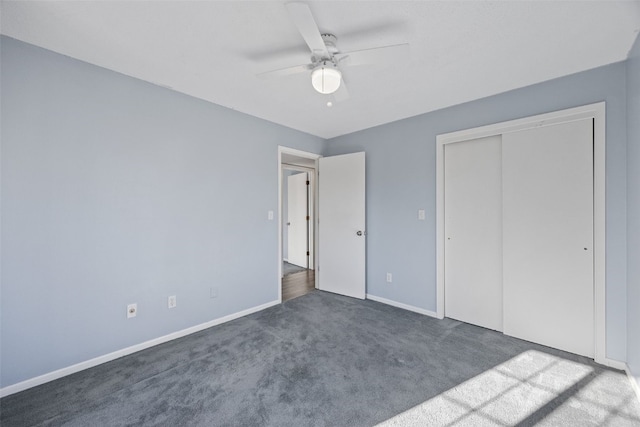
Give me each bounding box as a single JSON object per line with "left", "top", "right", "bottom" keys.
{"left": 311, "top": 64, "right": 342, "bottom": 94}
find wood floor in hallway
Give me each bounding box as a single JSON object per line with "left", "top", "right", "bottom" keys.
{"left": 282, "top": 269, "right": 315, "bottom": 302}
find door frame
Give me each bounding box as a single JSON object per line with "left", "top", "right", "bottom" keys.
{"left": 278, "top": 146, "right": 321, "bottom": 302}
{"left": 435, "top": 102, "right": 613, "bottom": 367}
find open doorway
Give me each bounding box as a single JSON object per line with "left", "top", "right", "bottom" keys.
{"left": 278, "top": 147, "right": 367, "bottom": 302}
{"left": 278, "top": 147, "right": 320, "bottom": 302}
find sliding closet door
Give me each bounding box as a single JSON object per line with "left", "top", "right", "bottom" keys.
{"left": 502, "top": 119, "right": 594, "bottom": 357}
{"left": 444, "top": 136, "right": 503, "bottom": 332}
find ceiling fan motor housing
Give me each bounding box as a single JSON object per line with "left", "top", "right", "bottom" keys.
{"left": 311, "top": 34, "right": 339, "bottom": 64}
{"left": 321, "top": 34, "right": 339, "bottom": 54}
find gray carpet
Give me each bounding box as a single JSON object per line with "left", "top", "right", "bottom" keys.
{"left": 283, "top": 261, "right": 306, "bottom": 276}
{"left": 2, "top": 291, "right": 639, "bottom": 426}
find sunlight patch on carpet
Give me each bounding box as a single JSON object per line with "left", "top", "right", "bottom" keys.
{"left": 377, "top": 350, "right": 605, "bottom": 426}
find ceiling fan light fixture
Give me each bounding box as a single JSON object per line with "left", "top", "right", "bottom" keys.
{"left": 311, "top": 62, "right": 341, "bottom": 94}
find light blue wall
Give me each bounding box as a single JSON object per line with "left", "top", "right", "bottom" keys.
{"left": 627, "top": 33, "right": 640, "bottom": 386}
{"left": 325, "top": 62, "right": 629, "bottom": 361}
{"left": 1, "top": 33, "right": 636, "bottom": 390}
{"left": 0, "top": 37, "right": 324, "bottom": 388}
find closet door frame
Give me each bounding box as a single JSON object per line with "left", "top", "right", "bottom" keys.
{"left": 435, "top": 102, "right": 611, "bottom": 367}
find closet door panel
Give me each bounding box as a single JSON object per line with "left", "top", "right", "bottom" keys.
{"left": 502, "top": 119, "right": 594, "bottom": 357}
{"left": 444, "top": 136, "right": 503, "bottom": 332}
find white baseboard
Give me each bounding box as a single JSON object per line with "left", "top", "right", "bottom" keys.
{"left": 0, "top": 300, "right": 280, "bottom": 398}
{"left": 626, "top": 365, "right": 640, "bottom": 403}
{"left": 366, "top": 294, "right": 438, "bottom": 318}
{"left": 598, "top": 357, "right": 627, "bottom": 371}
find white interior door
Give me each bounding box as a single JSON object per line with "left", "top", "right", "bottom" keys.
{"left": 444, "top": 136, "right": 504, "bottom": 331}
{"left": 318, "top": 152, "right": 366, "bottom": 299}
{"left": 287, "top": 172, "right": 308, "bottom": 268}
{"left": 502, "top": 119, "right": 594, "bottom": 357}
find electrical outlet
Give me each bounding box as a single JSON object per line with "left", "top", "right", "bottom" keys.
{"left": 127, "top": 303, "right": 137, "bottom": 319}
{"left": 168, "top": 295, "right": 176, "bottom": 309}
{"left": 268, "top": 210, "right": 274, "bottom": 220}
{"left": 386, "top": 273, "right": 392, "bottom": 283}
{"left": 418, "top": 209, "right": 426, "bottom": 220}
{"left": 210, "top": 287, "right": 218, "bottom": 298}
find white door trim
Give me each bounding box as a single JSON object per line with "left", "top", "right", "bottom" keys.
{"left": 436, "top": 102, "right": 610, "bottom": 366}
{"left": 278, "top": 146, "right": 321, "bottom": 302}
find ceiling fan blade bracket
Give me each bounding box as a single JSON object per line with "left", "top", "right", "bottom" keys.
{"left": 336, "top": 55, "right": 351, "bottom": 66}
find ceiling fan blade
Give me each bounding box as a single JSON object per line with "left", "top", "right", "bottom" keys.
{"left": 332, "top": 80, "right": 350, "bottom": 102}
{"left": 285, "top": 2, "right": 329, "bottom": 58}
{"left": 335, "top": 43, "right": 409, "bottom": 67}
{"left": 257, "top": 63, "right": 312, "bottom": 79}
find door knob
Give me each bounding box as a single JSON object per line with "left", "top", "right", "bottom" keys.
{"left": 356, "top": 231, "right": 363, "bottom": 236}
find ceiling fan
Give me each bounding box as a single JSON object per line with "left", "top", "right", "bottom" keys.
{"left": 257, "top": 2, "right": 409, "bottom": 101}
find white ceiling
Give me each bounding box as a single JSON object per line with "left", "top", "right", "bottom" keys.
{"left": 2, "top": 1, "right": 639, "bottom": 139}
